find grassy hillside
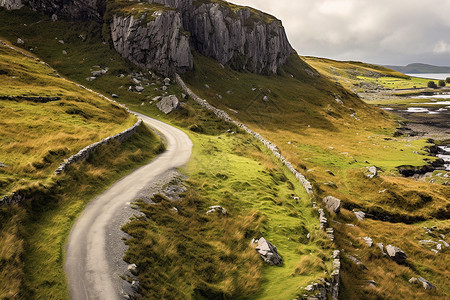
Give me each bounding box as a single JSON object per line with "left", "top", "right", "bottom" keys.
{"left": 181, "top": 54, "right": 449, "bottom": 299}
{"left": 0, "top": 34, "right": 164, "bottom": 299}
{"left": 0, "top": 40, "right": 137, "bottom": 196}
{"left": 304, "top": 56, "right": 434, "bottom": 92}
{"left": 0, "top": 6, "right": 448, "bottom": 300}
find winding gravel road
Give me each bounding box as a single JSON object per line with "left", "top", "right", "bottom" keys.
{"left": 65, "top": 113, "right": 193, "bottom": 300}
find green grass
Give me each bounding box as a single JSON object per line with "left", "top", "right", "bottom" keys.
{"left": 0, "top": 39, "right": 136, "bottom": 196}
{"left": 0, "top": 124, "right": 163, "bottom": 299}
{"left": 123, "top": 129, "right": 333, "bottom": 300}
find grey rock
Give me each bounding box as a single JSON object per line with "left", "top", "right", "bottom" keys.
{"left": 17, "top": 38, "right": 24, "bottom": 44}
{"left": 111, "top": 12, "right": 193, "bottom": 77}
{"left": 409, "top": 277, "right": 436, "bottom": 291}
{"left": 91, "top": 70, "right": 104, "bottom": 77}
{"left": 0, "top": 0, "right": 23, "bottom": 10}
{"left": 436, "top": 244, "right": 442, "bottom": 251}
{"left": 181, "top": 93, "right": 188, "bottom": 99}
{"left": 111, "top": 94, "right": 119, "bottom": 98}
{"left": 127, "top": 263, "right": 137, "bottom": 273}
{"left": 366, "top": 280, "right": 376, "bottom": 287}
{"left": 86, "top": 77, "right": 96, "bottom": 81}
{"left": 51, "top": 13, "right": 58, "bottom": 21}
{"left": 363, "top": 237, "right": 373, "bottom": 247}
{"left": 322, "top": 196, "right": 341, "bottom": 214}
{"left": 376, "top": 243, "right": 386, "bottom": 255}
{"left": 0, "top": 162, "right": 7, "bottom": 168}
{"left": 385, "top": 245, "right": 407, "bottom": 264}
{"left": 263, "top": 95, "right": 269, "bottom": 101}
{"left": 135, "top": 86, "right": 144, "bottom": 92}
{"left": 439, "top": 240, "right": 449, "bottom": 248}
{"left": 353, "top": 209, "right": 365, "bottom": 221}
{"left": 252, "top": 237, "right": 282, "bottom": 265}
{"left": 152, "top": 96, "right": 162, "bottom": 101}
{"left": 156, "top": 95, "right": 180, "bottom": 114}
{"left": 58, "top": 39, "right": 64, "bottom": 44}
{"left": 431, "top": 249, "right": 439, "bottom": 254}
{"left": 206, "top": 205, "right": 228, "bottom": 215}
{"left": 62, "top": 50, "right": 67, "bottom": 55}
{"left": 367, "top": 166, "right": 377, "bottom": 178}
{"left": 163, "top": 77, "right": 171, "bottom": 86}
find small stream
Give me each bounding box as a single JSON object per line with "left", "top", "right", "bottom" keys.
{"left": 437, "top": 146, "right": 450, "bottom": 171}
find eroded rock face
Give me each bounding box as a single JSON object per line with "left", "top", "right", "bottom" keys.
{"left": 111, "top": 13, "right": 193, "bottom": 77}
{"left": 186, "top": 2, "right": 292, "bottom": 74}
{"left": 28, "top": 0, "right": 103, "bottom": 21}
{"left": 0, "top": 0, "right": 23, "bottom": 10}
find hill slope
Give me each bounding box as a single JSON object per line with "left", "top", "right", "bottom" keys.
{"left": 385, "top": 63, "right": 450, "bottom": 74}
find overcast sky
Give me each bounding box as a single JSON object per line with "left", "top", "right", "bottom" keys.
{"left": 231, "top": 0, "right": 450, "bottom": 66}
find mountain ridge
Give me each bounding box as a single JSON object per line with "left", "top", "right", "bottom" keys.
{"left": 384, "top": 63, "right": 450, "bottom": 74}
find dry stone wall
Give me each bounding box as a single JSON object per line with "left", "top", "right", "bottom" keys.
{"left": 54, "top": 119, "right": 142, "bottom": 175}
{"left": 175, "top": 74, "right": 340, "bottom": 299}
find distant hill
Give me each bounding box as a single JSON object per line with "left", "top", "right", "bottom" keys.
{"left": 384, "top": 63, "right": 450, "bottom": 74}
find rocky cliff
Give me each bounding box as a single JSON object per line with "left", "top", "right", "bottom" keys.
{"left": 111, "top": 12, "right": 193, "bottom": 76}
{"left": 0, "top": 0, "right": 23, "bottom": 10}
{"left": 1, "top": 0, "right": 293, "bottom": 75}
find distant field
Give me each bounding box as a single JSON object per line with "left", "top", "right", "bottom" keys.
{"left": 0, "top": 40, "right": 136, "bottom": 196}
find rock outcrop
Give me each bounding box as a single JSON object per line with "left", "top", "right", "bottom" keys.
{"left": 2, "top": 0, "right": 293, "bottom": 75}
{"left": 29, "top": 0, "right": 103, "bottom": 21}
{"left": 110, "top": 13, "right": 193, "bottom": 76}
{"left": 409, "top": 277, "right": 436, "bottom": 291}
{"left": 0, "top": 0, "right": 23, "bottom": 10}
{"left": 185, "top": 1, "right": 292, "bottom": 74}
{"left": 251, "top": 237, "right": 282, "bottom": 265}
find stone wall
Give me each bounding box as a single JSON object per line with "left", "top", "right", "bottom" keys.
{"left": 54, "top": 119, "right": 142, "bottom": 175}
{"left": 175, "top": 74, "right": 313, "bottom": 194}
{"left": 175, "top": 74, "right": 340, "bottom": 299}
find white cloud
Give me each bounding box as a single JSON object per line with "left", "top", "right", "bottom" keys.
{"left": 434, "top": 41, "right": 450, "bottom": 54}
{"left": 229, "top": 0, "right": 450, "bottom": 65}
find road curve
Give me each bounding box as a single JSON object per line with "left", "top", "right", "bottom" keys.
{"left": 65, "top": 113, "right": 193, "bottom": 300}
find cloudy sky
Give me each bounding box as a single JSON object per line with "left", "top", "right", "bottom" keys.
{"left": 232, "top": 0, "right": 450, "bottom": 66}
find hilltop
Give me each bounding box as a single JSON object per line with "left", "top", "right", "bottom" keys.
{"left": 385, "top": 63, "right": 450, "bottom": 74}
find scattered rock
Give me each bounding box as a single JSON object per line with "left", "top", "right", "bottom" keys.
{"left": 263, "top": 95, "right": 269, "bottom": 101}
{"left": 17, "top": 38, "right": 24, "bottom": 44}
{"left": 51, "top": 14, "right": 58, "bottom": 22}
{"left": 366, "top": 280, "right": 377, "bottom": 287}
{"left": 326, "top": 228, "right": 335, "bottom": 242}
{"left": 319, "top": 208, "right": 328, "bottom": 229}
{"left": 91, "top": 70, "right": 104, "bottom": 77}
{"left": 251, "top": 237, "right": 282, "bottom": 265}
{"left": 366, "top": 166, "right": 378, "bottom": 178}
{"left": 436, "top": 244, "right": 442, "bottom": 251}
{"left": 127, "top": 263, "right": 137, "bottom": 273}
{"left": 135, "top": 86, "right": 144, "bottom": 92}
{"left": 161, "top": 85, "right": 168, "bottom": 91}
{"left": 363, "top": 237, "right": 373, "bottom": 247}
{"left": 156, "top": 95, "right": 180, "bottom": 114}
{"left": 376, "top": 243, "right": 386, "bottom": 256}
{"left": 431, "top": 249, "right": 439, "bottom": 254}
{"left": 163, "top": 77, "right": 171, "bottom": 86}
{"left": 204, "top": 84, "right": 210, "bottom": 89}
{"left": 439, "top": 240, "right": 449, "bottom": 248}
{"left": 206, "top": 205, "right": 228, "bottom": 215}
{"left": 0, "top": 162, "right": 7, "bottom": 168}
{"left": 62, "top": 50, "right": 67, "bottom": 55}
{"left": 58, "top": 39, "right": 64, "bottom": 44}
{"left": 347, "top": 255, "right": 367, "bottom": 270}
{"left": 111, "top": 94, "right": 119, "bottom": 98}
{"left": 86, "top": 77, "right": 96, "bottom": 81}
{"left": 322, "top": 196, "right": 341, "bottom": 214}
{"left": 131, "top": 280, "right": 139, "bottom": 290}
{"left": 170, "top": 207, "right": 178, "bottom": 213}
{"left": 353, "top": 209, "right": 365, "bottom": 221}
{"left": 181, "top": 93, "right": 188, "bottom": 99}
{"left": 409, "top": 277, "right": 436, "bottom": 291}
{"left": 386, "top": 245, "right": 407, "bottom": 264}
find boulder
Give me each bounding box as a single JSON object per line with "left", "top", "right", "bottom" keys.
{"left": 376, "top": 243, "right": 386, "bottom": 255}
{"left": 156, "top": 95, "right": 180, "bottom": 114}
{"left": 363, "top": 237, "right": 373, "bottom": 247}
{"left": 386, "top": 245, "right": 407, "bottom": 264}
{"left": 135, "top": 86, "right": 144, "bottom": 92}
{"left": 206, "top": 205, "right": 228, "bottom": 215}
{"left": 353, "top": 209, "right": 365, "bottom": 221}
{"left": 163, "top": 77, "right": 171, "bottom": 86}
{"left": 409, "top": 277, "right": 436, "bottom": 291}
{"left": 322, "top": 196, "right": 341, "bottom": 214}
{"left": 251, "top": 237, "right": 282, "bottom": 265}
{"left": 366, "top": 166, "right": 378, "bottom": 178}
{"left": 127, "top": 263, "right": 137, "bottom": 273}
{"left": 17, "top": 38, "right": 24, "bottom": 44}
